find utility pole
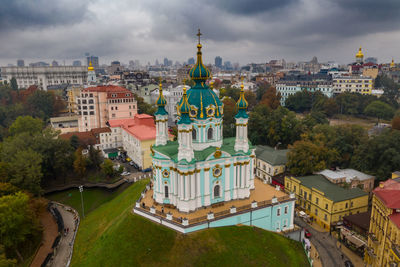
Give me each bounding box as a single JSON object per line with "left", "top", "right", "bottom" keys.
{"left": 79, "top": 185, "right": 85, "bottom": 218}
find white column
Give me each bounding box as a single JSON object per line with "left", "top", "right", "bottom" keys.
{"left": 204, "top": 168, "right": 210, "bottom": 205}
{"left": 196, "top": 171, "right": 201, "bottom": 207}
{"left": 185, "top": 175, "right": 189, "bottom": 200}
{"left": 225, "top": 164, "right": 230, "bottom": 200}
{"left": 191, "top": 174, "right": 195, "bottom": 200}
{"left": 241, "top": 163, "right": 245, "bottom": 188}
{"left": 179, "top": 174, "right": 184, "bottom": 200}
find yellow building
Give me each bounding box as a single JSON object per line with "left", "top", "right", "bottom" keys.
{"left": 364, "top": 178, "right": 400, "bottom": 267}
{"left": 333, "top": 75, "right": 373, "bottom": 95}
{"left": 285, "top": 174, "right": 368, "bottom": 230}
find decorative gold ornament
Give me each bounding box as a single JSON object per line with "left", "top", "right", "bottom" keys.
{"left": 206, "top": 105, "right": 215, "bottom": 117}
{"left": 213, "top": 165, "right": 222, "bottom": 177}
{"left": 214, "top": 147, "right": 222, "bottom": 158}
{"left": 150, "top": 145, "right": 155, "bottom": 156}
{"left": 162, "top": 169, "right": 170, "bottom": 178}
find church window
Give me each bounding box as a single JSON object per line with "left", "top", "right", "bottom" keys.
{"left": 162, "top": 169, "right": 170, "bottom": 178}
{"left": 207, "top": 128, "right": 213, "bottom": 140}
{"left": 164, "top": 186, "right": 169, "bottom": 198}
{"left": 192, "top": 129, "right": 197, "bottom": 140}
{"left": 214, "top": 185, "right": 220, "bottom": 198}
{"left": 213, "top": 166, "right": 222, "bottom": 177}
{"left": 190, "top": 109, "right": 197, "bottom": 117}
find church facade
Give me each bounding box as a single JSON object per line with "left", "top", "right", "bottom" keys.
{"left": 151, "top": 33, "right": 255, "bottom": 213}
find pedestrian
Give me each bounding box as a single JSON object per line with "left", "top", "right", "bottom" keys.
{"left": 162, "top": 207, "right": 164, "bottom": 213}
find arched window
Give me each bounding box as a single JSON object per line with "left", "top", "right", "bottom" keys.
{"left": 214, "top": 185, "right": 220, "bottom": 198}
{"left": 164, "top": 186, "right": 169, "bottom": 198}
{"left": 207, "top": 127, "right": 213, "bottom": 140}
{"left": 192, "top": 128, "right": 197, "bottom": 140}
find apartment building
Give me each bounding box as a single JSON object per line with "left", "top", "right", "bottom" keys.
{"left": 0, "top": 66, "right": 87, "bottom": 90}
{"left": 76, "top": 85, "right": 137, "bottom": 132}
{"left": 285, "top": 174, "right": 368, "bottom": 230}
{"left": 365, "top": 177, "right": 400, "bottom": 267}
{"left": 255, "top": 145, "right": 289, "bottom": 185}
{"left": 333, "top": 75, "right": 373, "bottom": 95}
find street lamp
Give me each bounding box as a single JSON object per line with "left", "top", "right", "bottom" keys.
{"left": 79, "top": 185, "right": 85, "bottom": 218}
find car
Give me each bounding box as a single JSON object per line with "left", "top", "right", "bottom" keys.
{"left": 121, "top": 171, "right": 131, "bottom": 176}
{"left": 126, "top": 157, "right": 132, "bottom": 162}
{"left": 129, "top": 161, "right": 135, "bottom": 166}
{"left": 344, "top": 260, "right": 354, "bottom": 267}
{"left": 142, "top": 167, "right": 152, "bottom": 172}
{"left": 304, "top": 229, "right": 311, "bottom": 238}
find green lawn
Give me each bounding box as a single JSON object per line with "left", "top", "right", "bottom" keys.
{"left": 70, "top": 180, "right": 309, "bottom": 267}
{"left": 46, "top": 184, "right": 128, "bottom": 216}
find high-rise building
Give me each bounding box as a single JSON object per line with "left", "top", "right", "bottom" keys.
{"left": 73, "top": 60, "right": 82, "bottom": 66}
{"left": 187, "top": 57, "right": 195, "bottom": 65}
{"left": 17, "top": 59, "right": 24, "bottom": 67}
{"left": 163, "top": 58, "right": 169, "bottom": 66}
{"left": 215, "top": 56, "right": 222, "bottom": 68}
{"left": 86, "top": 56, "right": 99, "bottom": 69}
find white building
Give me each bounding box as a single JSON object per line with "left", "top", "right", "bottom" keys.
{"left": 332, "top": 75, "right": 373, "bottom": 95}
{"left": 276, "top": 79, "right": 333, "bottom": 106}
{"left": 1, "top": 66, "right": 87, "bottom": 90}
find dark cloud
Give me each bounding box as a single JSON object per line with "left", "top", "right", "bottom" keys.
{"left": 0, "top": 0, "right": 90, "bottom": 30}
{"left": 0, "top": 0, "right": 399, "bottom": 64}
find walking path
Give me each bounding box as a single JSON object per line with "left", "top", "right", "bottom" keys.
{"left": 50, "top": 203, "right": 80, "bottom": 267}
{"left": 30, "top": 210, "right": 58, "bottom": 267}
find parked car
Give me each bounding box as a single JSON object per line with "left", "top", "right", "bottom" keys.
{"left": 142, "top": 167, "right": 152, "bottom": 172}
{"left": 126, "top": 157, "right": 132, "bottom": 162}
{"left": 304, "top": 229, "right": 311, "bottom": 238}
{"left": 121, "top": 171, "right": 131, "bottom": 176}
{"left": 130, "top": 161, "right": 139, "bottom": 169}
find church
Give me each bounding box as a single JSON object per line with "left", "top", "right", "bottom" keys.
{"left": 151, "top": 30, "right": 254, "bottom": 213}
{"left": 134, "top": 31, "right": 295, "bottom": 234}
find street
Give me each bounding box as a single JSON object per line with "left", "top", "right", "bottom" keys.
{"left": 295, "top": 217, "right": 352, "bottom": 267}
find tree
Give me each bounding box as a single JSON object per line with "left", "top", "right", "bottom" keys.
{"left": 73, "top": 148, "right": 87, "bottom": 177}
{"left": 287, "top": 134, "right": 339, "bottom": 176}
{"left": 101, "top": 159, "right": 115, "bottom": 177}
{"left": 0, "top": 192, "right": 39, "bottom": 262}
{"left": 8, "top": 116, "right": 43, "bottom": 136}
{"left": 70, "top": 135, "right": 80, "bottom": 150}
{"left": 133, "top": 94, "right": 156, "bottom": 115}
{"left": 10, "top": 78, "right": 18, "bottom": 91}
{"left": 0, "top": 244, "right": 16, "bottom": 267}
{"left": 7, "top": 149, "right": 43, "bottom": 196}
{"left": 25, "top": 90, "right": 55, "bottom": 119}
{"left": 259, "top": 86, "right": 281, "bottom": 109}
{"left": 244, "top": 91, "right": 257, "bottom": 110}
{"left": 0, "top": 183, "right": 19, "bottom": 197}
{"left": 222, "top": 97, "right": 236, "bottom": 137}
{"left": 392, "top": 116, "right": 400, "bottom": 130}
{"left": 285, "top": 90, "right": 313, "bottom": 113}
{"left": 87, "top": 146, "right": 102, "bottom": 170}
{"left": 364, "top": 100, "right": 395, "bottom": 121}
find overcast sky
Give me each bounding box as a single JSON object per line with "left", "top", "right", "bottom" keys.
{"left": 0, "top": 0, "right": 399, "bottom": 66}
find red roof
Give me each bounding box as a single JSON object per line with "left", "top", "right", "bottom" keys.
{"left": 83, "top": 85, "right": 130, "bottom": 93}
{"left": 389, "top": 213, "right": 400, "bottom": 229}
{"left": 108, "top": 114, "right": 156, "bottom": 141}
{"left": 373, "top": 178, "right": 400, "bottom": 209}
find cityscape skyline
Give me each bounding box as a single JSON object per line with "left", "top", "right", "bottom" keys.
{"left": 0, "top": 0, "right": 399, "bottom": 65}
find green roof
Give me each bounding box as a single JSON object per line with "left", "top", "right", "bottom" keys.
{"left": 293, "top": 175, "right": 368, "bottom": 202}
{"left": 153, "top": 137, "right": 254, "bottom": 162}
{"left": 255, "top": 145, "right": 289, "bottom": 165}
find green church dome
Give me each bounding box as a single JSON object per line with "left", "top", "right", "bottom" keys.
{"left": 155, "top": 82, "right": 168, "bottom": 116}
{"left": 235, "top": 82, "right": 249, "bottom": 118}
{"left": 178, "top": 29, "right": 223, "bottom": 121}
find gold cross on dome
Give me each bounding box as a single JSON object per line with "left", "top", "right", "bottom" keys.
{"left": 197, "top": 29, "right": 202, "bottom": 44}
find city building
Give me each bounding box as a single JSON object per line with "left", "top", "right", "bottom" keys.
{"left": 317, "top": 169, "right": 375, "bottom": 193}
{"left": 50, "top": 115, "right": 79, "bottom": 134}
{"left": 333, "top": 75, "right": 373, "bottom": 95}
{"left": 106, "top": 114, "right": 160, "bottom": 169}
{"left": 0, "top": 66, "right": 87, "bottom": 90}
{"left": 365, "top": 177, "right": 400, "bottom": 267}
{"left": 255, "top": 145, "right": 289, "bottom": 185}
{"left": 76, "top": 85, "right": 137, "bottom": 132}
{"left": 134, "top": 32, "right": 296, "bottom": 234}
{"left": 285, "top": 174, "right": 368, "bottom": 230}
{"left": 215, "top": 56, "right": 222, "bottom": 68}
{"left": 17, "top": 59, "right": 24, "bottom": 67}
{"left": 86, "top": 55, "right": 99, "bottom": 69}
{"left": 276, "top": 74, "right": 333, "bottom": 106}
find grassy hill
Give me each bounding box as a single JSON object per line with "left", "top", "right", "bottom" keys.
{"left": 71, "top": 179, "right": 309, "bottom": 267}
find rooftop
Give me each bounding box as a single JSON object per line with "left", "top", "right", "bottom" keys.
{"left": 255, "top": 145, "right": 289, "bottom": 165}
{"left": 343, "top": 211, "right": 371, "bottom": 232}
{"left": 140, "top": 179, "right": 290, "bottom": 223}
{"left": 83, "top": 85, "right": 130, "bottom": 93}
{"left": 373, "top": 177, "right": 400, "bottom": 209}
{"left": 318, "top": 169, "right": 374, "bottom": 183}
{"left": 153, "top": 137, "right": 253, "bottom": 162}
{"left": 108, "top": 114, "right": 156, "bottom": 141}
{"left": 292, "top": 175, "right": 367, "bottom": 202}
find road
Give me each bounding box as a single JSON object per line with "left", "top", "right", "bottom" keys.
{"left": 295, "top": 217, "right": 351, "bottom": 267}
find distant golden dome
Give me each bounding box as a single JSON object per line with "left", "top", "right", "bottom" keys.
{"left": 356, "top": 46, "right": 364, "bottom": 59}
{"left": 390, "top": 58, "right": 395, "bottom": 68}
{"left": 88, "top": 61, "right": 94, "bottom": 71}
